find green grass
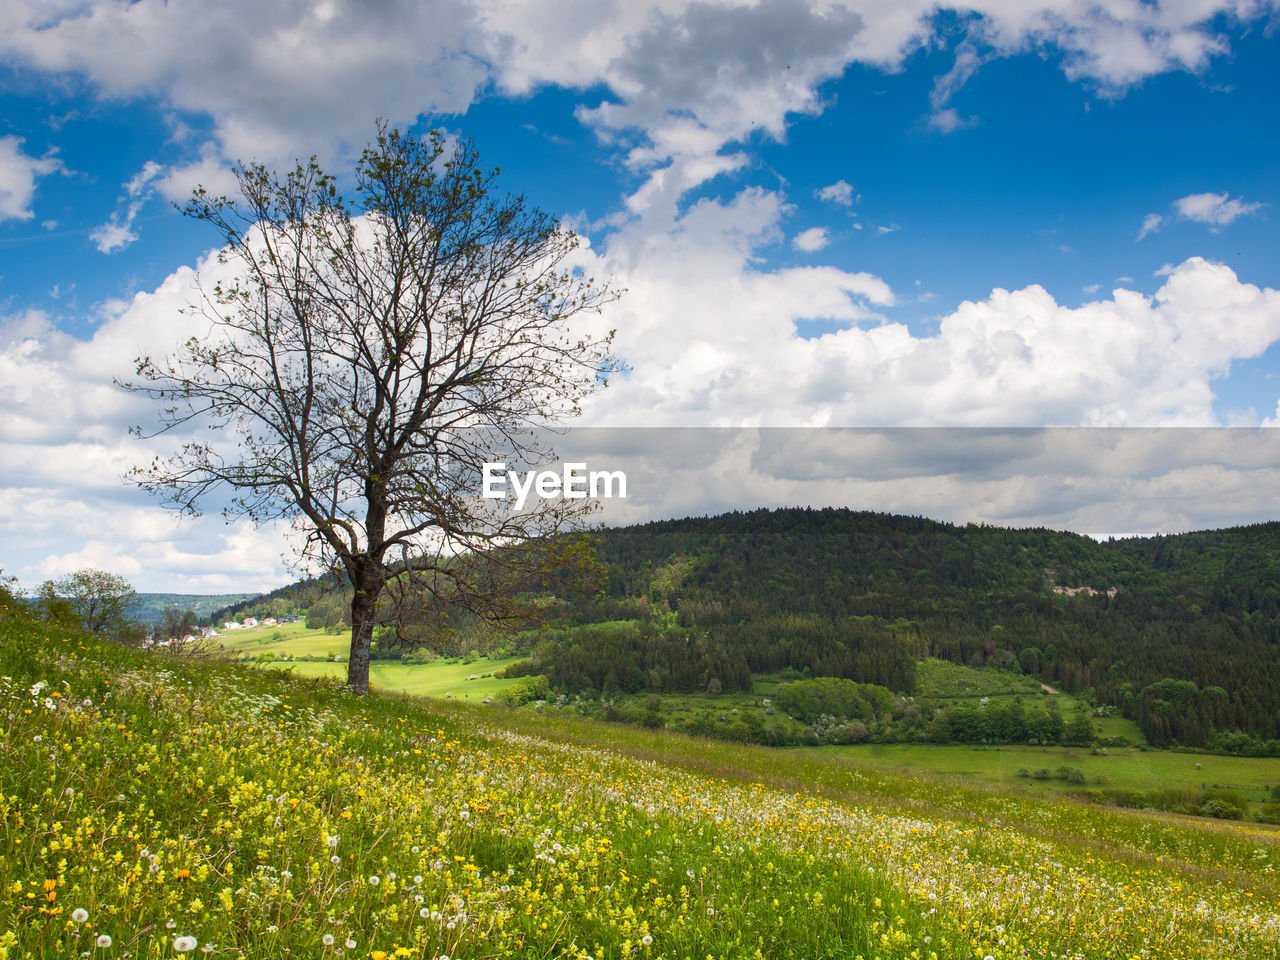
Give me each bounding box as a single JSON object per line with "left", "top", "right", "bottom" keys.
{"left": 822, "top": 742, "right": 1280, "bottom": 803}
{"left": 214, "top": 620, "right": 349, "bottom": 658}
{"left": 4, "top": 606, "right": 1280, "bottom": 959}
{"left": 914, "top": 657, "right": 1045, "bottom": 698}
{"left": 263, "top": 655, "right": 523, "bottom": 700}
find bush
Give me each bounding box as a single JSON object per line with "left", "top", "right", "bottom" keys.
{"left": 1254, "top": 803, "right": 1280, "bottom": 825}
{"left": 1199, "top": 798, "right": 1243, "bottom": 820}
{"left": 496, "top": 674, "right": 551, "bottom": 707}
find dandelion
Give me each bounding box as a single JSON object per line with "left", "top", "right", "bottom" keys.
{"left": 72, "top": 908, "right": 89, "bottom": 923}
{"left": 641, "top": 935, "right": 653, "bottom": 946}
{"left": 96, "top": 934, "right": 112, "bottom": 948}
{"left": 369, "top": 874, "right": 380, "bottom": 886}
{"left": 173, "top": 936, "right": 198, "bottom": 952}
{"left": 344, "top": 939, "right": 357, "bottom": 949}
{"left": 322, "top": 934, "right": 335, "bottom": 946}
{"left": 331, "top": 855, "right": 341, "bottom": 864}
{"left": 420, "top": 908, "right": 430, "bottom": 919}
{"left": 327, "top": 835, "right": 339, "bottom": 847}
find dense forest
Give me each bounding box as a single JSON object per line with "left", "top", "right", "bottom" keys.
{"left": 215, "top": 508, "right": 1280, "bottom": 752}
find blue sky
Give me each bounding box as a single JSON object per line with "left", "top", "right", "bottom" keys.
{"left": 1, "top": 0, "right": 1279, "bottom": 591}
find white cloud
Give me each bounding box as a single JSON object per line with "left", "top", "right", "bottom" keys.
{"left": 0, "top": 135, "right": 63, "bottom": 221}
{"left": 1174, "top": 191, "right": 1264, "bottom": 229}
{"left": 792, "top": 226, "right": 829, "bottom": 252}
{"left": 0, "top": 1, "right": 1264, "bottom": 206}
{"left": 816, "top": 180, "right": 856, "bottom": 206}
{"left": 927, "top": 42, "right": 984, "bottom": 131}
{"left": 1136, "top": 212, "right": 1165, "bottom": 240}
{"left": 89, "top": 160, "right": 166, "bottom": 253}
{"left": 578, "top": 174, "right": 1280, "bottom": 429}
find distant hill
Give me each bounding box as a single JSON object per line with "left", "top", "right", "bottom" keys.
{"left": 220, "top": 507, "right": 1280, "bottom": 751}
{"left": 133, "top": 593, "right": 255, "bottom": 625}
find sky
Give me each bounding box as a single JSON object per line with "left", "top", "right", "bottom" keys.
{"left": 1, "top": 0, "right": 1279, "bottom": 592}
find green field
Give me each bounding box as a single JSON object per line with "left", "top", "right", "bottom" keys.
{"left": 827, "top": 742, "right": 1280, "bottom": 803}
{"left": 213, "top": 620, "right": 349, "bottom": 659}
{"left": 6, "top": 608, "right": 1280, "bottom": 959}
{"left": 263, "top": 656, "right": 523, "bottom": 701}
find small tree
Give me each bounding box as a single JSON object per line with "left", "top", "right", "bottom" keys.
{"left": 125, "top": 125, "right": 619, "bottom": 694}
{"left": 38, "top": 569, "right": 138, "bottom": 636}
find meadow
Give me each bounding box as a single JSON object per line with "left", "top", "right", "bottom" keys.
{"left": 4, "top": 603, "right": 1280, "bottom": 959}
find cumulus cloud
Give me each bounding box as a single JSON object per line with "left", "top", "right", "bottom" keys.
{"left": 577, "top": 174, "right": 1280, "bottom": 429}
{"left": 1139, "top": 191, "right": 1264, "bottom": 239}
{"left": 1174, "top": 191, "right": 1265, "bottom": 229}
{"left": 816, "top": 180, "right": 856, "bottom": 206}
{"left": 0, "top": 136, "right": 64, "bottom": 221}
{"left": 792, "top": 226, "right": 829, "bottom": 251}
{"left": 0, "top": 1, "right": 1265, "bottom": 205}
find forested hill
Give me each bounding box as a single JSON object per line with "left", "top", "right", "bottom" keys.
{"left": 229, "top": 507, "right": 1280, "bottom": 749}
{"left": 571, "top": 508, "right": 1280, "bottom": 748}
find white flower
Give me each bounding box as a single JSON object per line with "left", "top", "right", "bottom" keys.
{"left": 173, "top": 936, "right": 198, "bottom": 952}
{"left": 345, "top": 939, "right": 357, "bottom": 949}
{"left": 420, "top": 907, "right": 430, "bottom": 918}
{"left": 71, "top": 908, "right": 89, "bottom": 923}
{"left": 95, "top": 934, "right": 112, "bottom": 948}
{"left": 368, "top": 875, "right": 380, "bottom": 886}
{"left": 641, "top": 934, "right": 653, "bottom": 946}
{"left": 327, "top": 835, "right": 339, "bottom": 848}
{"left": 330, "top": 855, "right": 341, "bottom": 864}
{"left": 322, "top": 934, "right": 335, "bottom": 946}
{"left": 165, "top": 919, "right": 176, "bottom": 930}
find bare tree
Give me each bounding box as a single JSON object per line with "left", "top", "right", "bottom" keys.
{"left": 125, "top": 125, "right": 619, "bottom": 694}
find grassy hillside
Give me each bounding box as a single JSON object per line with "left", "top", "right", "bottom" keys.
{"left": 4, "top": 603, "right": 1280, "bottom": 958}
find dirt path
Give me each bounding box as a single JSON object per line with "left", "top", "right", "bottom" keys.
{"left": 1041, "top": 683, "right": 1060, "bottom": 694}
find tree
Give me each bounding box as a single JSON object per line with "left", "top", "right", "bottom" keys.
{"left": 125, "top": 125, "right": 619, "bottom": 694}
{"left": 38, "top": 569, "right": 138, "bottom": 636}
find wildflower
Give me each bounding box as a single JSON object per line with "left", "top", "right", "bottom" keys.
{"left": 72, "top": 908, "right": 89, "bottom": 923}
{"left": 420, "top": 908, "right": 430, "bottom": 919}
{"left": 641, "top": 935, "right": 653, "bottom": 946}
{"left": 331, "top": 855, "right": 341, "bottom": 865}
{"left": 369, "top": 875, "right": 380, "bottom": 886}
{"left": 173, "top": 936, "right": 198, "bottom": 952}
{"left": 97, "top": 934, "right": 112, "bottom": 948}
{"left": 322, "top": 934, "right": 335, "bottom": 946}
{"left": 345, "top": 939, "right": 357, "bottom": 949}
{"left": 327, "top": 835, "right": 339, "bottom": 848}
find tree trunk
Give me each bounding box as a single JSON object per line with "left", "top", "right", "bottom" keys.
{"left": 346, "top": 567, "right": 382, "bottom": 696}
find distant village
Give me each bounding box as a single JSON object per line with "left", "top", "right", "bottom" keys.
{"left": 144, "top": 613, "right": 302, "bottom": 649}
